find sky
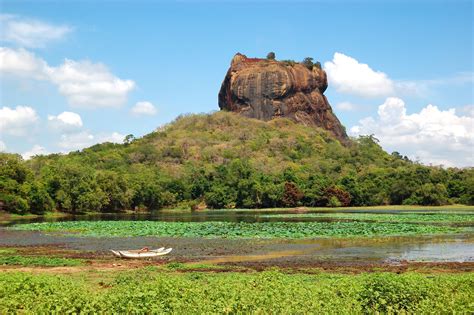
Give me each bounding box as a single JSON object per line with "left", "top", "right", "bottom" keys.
{"left": 0, "top": 0, "right": 473, "bottom": 167}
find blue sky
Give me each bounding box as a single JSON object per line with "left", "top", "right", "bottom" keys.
{"left": 0, "top": 0, "right": 472, "bottom": 166}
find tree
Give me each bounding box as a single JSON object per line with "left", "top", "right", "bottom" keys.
{"left": 324, "top": 186, "right": 351, "bottom": 207}
{"left": 51, "top": 163, "right": 107, "bottom": 213}
{"left": 282, "top": 182, "right": 303, "bottom": 207}
{"left": 0, "top": 153, "right": 32, "bottom": 213}
{"left": 302, "top": 57, "right": 314, "bottom": 70}
{"left": 204, "top": 185, "right": 235, "bottom": 209}
{"left": 302, "top": 174, "right": 328, "bottom": 206}
{"left": 24, "top": 181, "right": 54, "bottom": 214}
{"left": 97, "top": 171, "right": 131, "bottom": 212}
{"left": 124, "top": 134, "right": 136, "bottom": 145}
{"left": 266, "top": 52, "right": 276, "bottom": 60}
{"left": 404, "top": 183, "right": 449, "bottom": 206}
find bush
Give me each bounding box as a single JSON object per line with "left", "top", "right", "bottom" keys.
{"left": 302, "top": 57, "right": 314, "bottom": 70}
{"left": 328, "top": 196, "right": 341, "bottom": 207}
{"left": 324, "top": 186, "right": 351, "bottom": 207}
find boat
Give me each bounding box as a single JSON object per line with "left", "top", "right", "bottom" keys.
{"left": 111, "top": 247, "right": 172, "bottom": 258}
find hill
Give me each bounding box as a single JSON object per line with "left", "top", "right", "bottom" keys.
{"left": 1, "top": 112, "right": 473, "bottom": 214}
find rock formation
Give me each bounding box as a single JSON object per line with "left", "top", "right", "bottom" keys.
{"left": 218, "top": 53, "right": 348, "bottom": 142}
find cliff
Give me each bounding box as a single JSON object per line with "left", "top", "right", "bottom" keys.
{"left": 218, "top": 53, "right": 348, "bottom": 142}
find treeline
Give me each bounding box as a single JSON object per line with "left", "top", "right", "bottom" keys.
{"left": 1, "top": 112, "right": 473, "bottom": 214}
{"left": 1, "top": 153, "right": 472, "bottom": 214}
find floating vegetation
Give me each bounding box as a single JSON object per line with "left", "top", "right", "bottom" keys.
{"left": 260, "top": 212, "right": 474, "bottom": 225}
{"left": 11, "top": 220, "right": 464, "bottom": 239}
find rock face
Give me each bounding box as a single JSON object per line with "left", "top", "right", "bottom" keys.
{"left": 218, "top": 53, "right": 348, "bottom": 142}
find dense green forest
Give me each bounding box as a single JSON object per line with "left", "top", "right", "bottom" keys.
{"left": 1, "top": 112, "right": 473, "bottom": 214}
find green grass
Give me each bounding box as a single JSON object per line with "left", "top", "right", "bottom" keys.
{"left": 0, "top": 249, "right": 16, "bottom": 255}
{"left": 12, "top": 220, "right": 467, "bottom": 239}
{"left": 0, "top": 256, "right": 84, "bottom": 267}
{"left": 0, "top": 270, "right": 472, "bottom": 313}
{"left": 0, "top": 247, "right": 84, "bottom": 267}
{"left": 261, "top": 212, "right": 474, "bottom": 224}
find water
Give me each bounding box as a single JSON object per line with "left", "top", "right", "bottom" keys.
{"left": 3, "top": 207, "right": 473, "bottom": 226}
{"left": 1, "top": 209, "right": 473, "bottom": 264}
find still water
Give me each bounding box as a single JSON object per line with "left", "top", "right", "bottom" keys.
{"left": 1, "top": 209, "right": 473, "bottom": 264}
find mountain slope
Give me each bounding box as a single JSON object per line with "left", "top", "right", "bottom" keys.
{"left": 1, "top": 112, "right": 473, "bottom": 214}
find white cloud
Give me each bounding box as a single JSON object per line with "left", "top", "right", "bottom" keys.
{"left": 0, "top": 140, "right": 6, "bottom": 151}
{"left": 335, "top": 101, "right": 356, "bottom": 111}
{"left": 350, "top": 97, "right": 474, "bottom": 167}
{"left": 22, "top": 145, "right": 48, "bottom": 160}
{"left": 46, "top": 59, "right": 135, "bottom": 108}
{"left": 324, "top": 52, "right": 395, "bottom": 98}
{"left": 48, "top": 111, "right": 83, "bottom": 133}
{"left": 0, "top": 47, "right": 48, "bottom": 79}
{"left": 0, "top": 105, "right": 38, "bottom": 136}
{"left": 324, "top": 53, "right": 473, "bottom": 99}
{"left": 0, "top": 14, "right": 72, "bottom": 48}
{"left": 131, "top": 101, "right": 157, "bottom": 116}
{"left": 0, "top": 47, "right": 135, "bottom": 108}
{"left": 58, "top": 131, "right": 124, "bottom": 151}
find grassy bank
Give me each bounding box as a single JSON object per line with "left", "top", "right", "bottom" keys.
{"left": 0, "top": 269, "right": 472, "bottom": 313}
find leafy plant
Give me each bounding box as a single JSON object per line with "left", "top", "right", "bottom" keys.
{"left": 12, "top": 219, "right": 463, "bottom": 239}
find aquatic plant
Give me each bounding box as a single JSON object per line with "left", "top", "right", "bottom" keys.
{"left": 12, "top": 220, "right": 464, "bottom": 239}
{"left": 261, "top": 212, "right": 474, "bottom": 224}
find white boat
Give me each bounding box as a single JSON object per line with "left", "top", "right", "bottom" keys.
{"left": 111, "top": 247, "right": 172, "bottom": 258}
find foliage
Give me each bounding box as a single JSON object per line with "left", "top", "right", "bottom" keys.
{"left": 266, "top": 52, "right": 275, "bottom": 60}
{"left": 324, "top": 186, "right": 351, "bottom": 207}
{"left": 12, "top": 219, "right": 463, "bottom": 238}
{"left": 281, "top": 182, "right": 303, "bottom": 207}
{"left": 0, "top": 255, "right": 83, "bottom": 267}
{"left": 1, "top": 112, "right": 473, "bottom": 214}
{"left": 302, "top": 57, "right": 314, "bottom": 69}
{"left": 281, "top": 59, "right": 298, "bottom": 66}
{"left": 0, "top": 270, "right": 472, "bottom": 313}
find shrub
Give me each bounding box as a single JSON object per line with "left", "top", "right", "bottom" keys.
{"left": 302, "top": 57, "right": 314, "bottom": 70}
{"left": 266, "top": 52, "right": 276, "bottom": 60}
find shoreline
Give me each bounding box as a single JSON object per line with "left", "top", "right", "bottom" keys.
{"left": 2, "top": 204, "right": 473, "bottom": 223}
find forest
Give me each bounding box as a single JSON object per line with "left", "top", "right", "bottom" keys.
{"left": 1, "top": 112, "right": 473, "bottom": 214}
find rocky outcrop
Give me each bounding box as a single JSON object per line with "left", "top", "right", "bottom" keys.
{"left": 218, "top": 53, "right": 348, "bottom": 142}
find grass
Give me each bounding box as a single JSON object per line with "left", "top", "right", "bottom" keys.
{"left": 0, "top": 269, "right": 472, "bottom": 313}
{"left": 11, "top": 219, "right": 467, "bottom": 239}
{"left": 0, "top": 255, "right": 84, "bottom": 267}
{"left": 0, "top": 247, "right": 84, "bottom": 267}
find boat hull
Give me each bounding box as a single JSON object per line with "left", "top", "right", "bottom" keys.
{"left": 111, "top": 248, "right": 172, "bottom": 258}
